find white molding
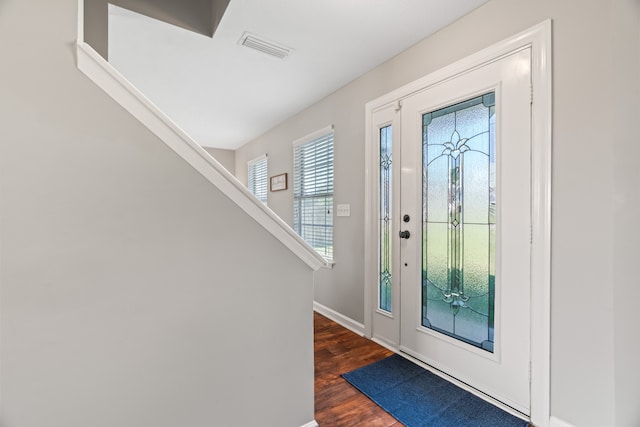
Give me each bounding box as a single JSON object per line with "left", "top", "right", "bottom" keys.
{"left": 365, "top": 22, "right": 547, "bottom": 111}
{"left": 75, "top": 40, "right": 328, "bottom": 271}
{"left": 364, "top": 20, "right": 552, "bottom": 427}
{"left": 299, "top": 420, "right": 319, "bottom": 427}
{"left": 76, "top": 0, "right": 84, "bottom": 44}
{"left": 549, "top": 416, "right": 575, "bottom": 427}
{"left": 292, "top": 125, "right": 334, "bottom": 147}
{"left": 320, "top": 261, "right": 335, "bottom": 269}
{"left": 528, "top": 19, "right": 553, "bottom": 427}
{"left": 313, "top": 302, "right": 365, "bottom": 336}
{"left": 247, "top": 153, "right": 268, "bottom": 166}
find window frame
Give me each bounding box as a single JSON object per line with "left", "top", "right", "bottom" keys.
{"left": 247, "top": 154, "right": 268, "bottom": 205}
{"left": 293, "top": 125, "right": 334, "bottom": 261}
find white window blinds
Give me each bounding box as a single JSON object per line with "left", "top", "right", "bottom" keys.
{"left": 248, "top": 155, "right": 268, "bottom": 205}
{"left": 293, "top": 129, "right": 334, "bottom": 260}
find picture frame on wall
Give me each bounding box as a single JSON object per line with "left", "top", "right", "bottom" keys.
{"left": 270, "top": 173, "right": 288, "bottom": 192}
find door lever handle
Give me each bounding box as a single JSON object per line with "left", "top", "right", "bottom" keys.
{"left": 399, "top": 230, "right": 411, "bottom": 239}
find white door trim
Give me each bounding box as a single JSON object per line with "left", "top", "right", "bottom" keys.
{"left": 364, "top": 20, "right": 552, "bottom": 427}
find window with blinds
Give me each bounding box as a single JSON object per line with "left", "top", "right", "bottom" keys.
{"left": 293, "top": 129, "right": 334, "bottom": 260}
{"left": 248, "top": 155, "right": 268, "bottom": 205}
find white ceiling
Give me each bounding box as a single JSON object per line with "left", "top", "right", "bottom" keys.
{"left": 109, "top": 0, "right": 488, "bottom": 150}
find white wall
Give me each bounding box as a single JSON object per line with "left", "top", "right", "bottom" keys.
{"left": 203, "top": 147, "right": 236, "bottom": 175}
{"left": 0, "top": 1, "right": 315, "bottom": 426}
{"left": 235, "top": 0, "right": 640, "bottom": 425}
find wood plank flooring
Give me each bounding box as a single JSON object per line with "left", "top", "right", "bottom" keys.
{"left": 314, "top": 311, "right": 533, "bottom": 427}
{"left": 314, "top": 312, "right": 401, "bottom": 426}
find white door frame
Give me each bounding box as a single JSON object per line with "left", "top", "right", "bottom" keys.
{"left": 364, "top": 20, "right": 552, "bottom": 427}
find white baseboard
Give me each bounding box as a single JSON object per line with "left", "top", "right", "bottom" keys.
{"left": 299, "top": 420, "right": 318, "bottom": 427}
{"left": 550, "top": 416, "right": 575, "bottom": 427}
{"left": 313, "top": 301, "right": 365, "bottom": 336}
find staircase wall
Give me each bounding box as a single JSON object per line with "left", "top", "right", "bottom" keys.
{"left": 0, "top": 1, "right": 315, "bottom": 426}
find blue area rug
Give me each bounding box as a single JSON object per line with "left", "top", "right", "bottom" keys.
{"left": 342, "top": 354, "right": 528, "bottom": 427}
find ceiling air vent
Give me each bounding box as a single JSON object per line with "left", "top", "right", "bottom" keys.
{"left": 239, "top": 32, "right": 293, "bottom": 60}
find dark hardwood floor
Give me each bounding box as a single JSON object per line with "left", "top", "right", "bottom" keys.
{"left": 313, "top": 311, "right": 533, "bottom": 427}
{"left": 314, "top": 312, "right": 401, "bottom": 426}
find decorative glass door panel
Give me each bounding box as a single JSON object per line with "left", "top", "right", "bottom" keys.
{"left": 399, "top": 48, "right": 532, "bottom": 415}
{"left": 380, "top": 125, "right": 393, "bottom": 312}
{"left": 422, "top": 93, "right": 496, "bottom": 352}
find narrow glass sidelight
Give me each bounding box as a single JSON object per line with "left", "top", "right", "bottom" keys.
{"left": 422, "top": 92, "right": 496, "bottom": 352}
{"left": 379, "top": 125, "right": 393, "bottom": 312}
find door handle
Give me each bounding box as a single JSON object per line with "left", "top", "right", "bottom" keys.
{"left": 399, "top": 230, "right": 411, "bottom": 239}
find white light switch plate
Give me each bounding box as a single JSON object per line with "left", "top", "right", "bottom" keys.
{"left": 336, "top": 204, "right": 350, "bottom": 217}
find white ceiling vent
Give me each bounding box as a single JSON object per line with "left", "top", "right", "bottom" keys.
{"left": 239, "top": 32, "right": 293, "bottom": 59}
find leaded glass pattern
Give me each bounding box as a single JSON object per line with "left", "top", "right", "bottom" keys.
{"left": 422, "top": 92, "right": 496, "bottom": 352}
{"left": 379, "top": 125, "right": 392, "bottom": 312}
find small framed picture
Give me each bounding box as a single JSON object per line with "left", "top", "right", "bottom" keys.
{"left": 270, "top": 173, "right": 288, "bottom": 192}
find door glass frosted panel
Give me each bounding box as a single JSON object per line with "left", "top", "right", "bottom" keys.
{"left": 379, "top": 125, "right": 392, "bottom": 312}
{"left": 426, "top": 155, "right": 449, "bottom": 223}
{"left": 423, "top": 222, "right": 452, "bottom": 332}
{"left": 422, "top": 92, "right": 496, "bottom": 352}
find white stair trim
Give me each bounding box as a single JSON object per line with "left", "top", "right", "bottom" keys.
{"left": 74, "top": 40, "right": 328, "bottom": 271}
{"left": 299, "top": 421, "right": 318, "bottom": 427}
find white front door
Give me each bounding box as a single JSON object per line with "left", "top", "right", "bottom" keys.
{"left": 397, "top": 48, "right": 532, "bottom": 415}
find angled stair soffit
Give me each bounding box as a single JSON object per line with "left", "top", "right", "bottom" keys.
{"left": 84, "top": 0, "right": 230, "bottom": 59}
{"left": 110, "top": 0, "right": 230, "bottom": 37}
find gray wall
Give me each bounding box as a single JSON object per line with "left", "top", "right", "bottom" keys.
{"left": 203, "top": 147, "right": 236, "bottom": 175}
{"left": 84, "top": 0, "right": 109, "bottom": 58}
{"left": 611, "top": 2, "right": 640, "bottom": 425}
{"left": 0, "top": 1, "right": 315, "bottom": 426}
{"left": 235, "top": 0, "right": 640, "bottom": 425}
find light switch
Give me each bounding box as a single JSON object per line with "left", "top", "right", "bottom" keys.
{"left": 336, "top": 204, "right": 350, "bottom": 217}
